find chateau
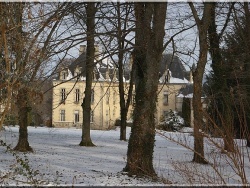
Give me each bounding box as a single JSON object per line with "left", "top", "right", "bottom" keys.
{"left": 52, "top": 45, "right": 191, "bottom": 129}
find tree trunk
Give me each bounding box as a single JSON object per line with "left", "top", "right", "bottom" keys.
{"left": 119, "top": 59, "right": 135, "bottom": 141}
{"left": 14, "top": 87, "right": 33, "bottom": 152}
{"left": 124, "top": 2, "right": 167, "bottom": 177}
{"left": 79, "top": 2, "right": 95, "bottom": 147}
{"left": 192, "top": 68, "right": 207, "bottom": 163}
{"left": 119, "top": 108, "right": 127, "bottom": 141}
{"left": 116, "top": 3, "right": 134, "bottom": 141}
{"left": 117, "top": 3, "right": 127, "bottom": 141}
{"left": 189, "top": 2, "right": 214, "bottom": 164}
{"left": 13, "top": 3, "right": 32, "bottom": 152}
{"left": 247, "top": 139, "right": 250, "bottom": 147}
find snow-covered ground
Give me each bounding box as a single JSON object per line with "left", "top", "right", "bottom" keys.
{"left": 0, "top": 126, "right": 249, "bottom": 186}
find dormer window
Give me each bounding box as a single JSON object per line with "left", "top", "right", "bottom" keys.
{"left": 61, "top": 71, "right": 68, "bottom": 80}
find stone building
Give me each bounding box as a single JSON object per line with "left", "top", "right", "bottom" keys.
{"left": 52, "top": 45, "right": 191, "bottom": 129}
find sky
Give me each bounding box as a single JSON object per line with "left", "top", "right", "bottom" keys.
{"left": 0, "top": 126, "right": 249, "bottom": 186}
{"left": 46, "top": 2, "right": 201, "bottom": 73}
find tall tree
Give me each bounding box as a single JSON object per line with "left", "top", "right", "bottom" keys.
{"left": 97, "top": 2, "right": 135, "bottom": 141}
{"left": 218, "top": 2, "right": 250, "bottom": 147}
{"left": 9, "top": 3, "right": 33, "bottom": 152}
{"left": 207, "top": 2, "right": 235, "bottom": 152}
{"left": 124, "top": 2, "right": 167, "bottom": 176}
{"left": 0, "top": 3, "right": 13, "bottom": 130}
{"left": 189, "top": 2, "right": 213, "bottom": 163}
{"left": 207, "top": 2, "right": 250, "bottom": 148}
{"left": 13, "top": 2, "right": 71, "bottom": 152}
{"left": 79, "top": 2, "right": 96, "bottom": 146}
{"left": 115, "top": 2, "right": 135, "bottom": 141}
{"left": 0, "top": 2, "right": 71, "bottom": 151}
{"left": 242, "top": 2, "right": 250, "bottom": 147}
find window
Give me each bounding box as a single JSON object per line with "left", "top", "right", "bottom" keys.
{"left": 61, "top": 88, "right": 66, "bottom": 103}
{"left": 74, "top": 110, "right": 79, "bottom": 123}
{"left": 61, "top": 71, "right": 68, "bottom": 80}
{"left": 75, "top": 89, "right": 80, "bottom": 103}
{"left": 163, "top": 91, "right": 168, "bottom": 105}
{"left": 60, "top": 110, "right": 65, "bottom": 121}
{"left": 90, "top": 111, "right": 94, "bottom": 123}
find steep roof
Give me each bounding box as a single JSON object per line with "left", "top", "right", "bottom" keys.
{"left": 63, "top": 52, "right": 188, "bottom": 83}
{"left": 68, "top": 52, "right": 86, "bottom": 75}
{"left": 159, "top": 54, "right": 187, "bottom": 80}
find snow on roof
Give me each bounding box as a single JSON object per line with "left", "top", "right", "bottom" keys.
{"left": 177, "top": 93, "right": 193, "bottom": 98}
{"left": 66, "top": 69, "right": 73, "bottom": 80}
{"left": 102, "top": 56, "right": 114, "bottom": 68}
{"left": 169, "top": 77, "right": 189, "bottom": 84}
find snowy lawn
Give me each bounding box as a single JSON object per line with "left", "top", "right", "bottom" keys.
{"left": 0, "top": 126, "right": 249, "bottom": 186}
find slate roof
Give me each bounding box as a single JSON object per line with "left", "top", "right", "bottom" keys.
{"left": 179, "top": 84, "right": 194, "bottom": 96}
{"left": 60, "top": 52, "right": 188, "bottom": 83}
{"left": 178, "top": 83, "right": 206, "bottom": 98}
{"left": 159, "top": 54, "right": 187, "bottom": 80}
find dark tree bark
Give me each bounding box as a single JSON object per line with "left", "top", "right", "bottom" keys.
{"left": 79, "top": 2, "right": 96, "bottom": 147}
{"left": 189, "top": 2, "right": 214, "bottom": 164}
{"left": 14, "top": 87, "right": 33, "bottom": 152}
{"left": 124, "top": 2, "right": 167, "bottom": 177}
{"left": 182, "top": 97, "right": 191, "bottom": 127}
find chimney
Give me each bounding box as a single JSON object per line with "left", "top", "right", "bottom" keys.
{"left": 189, "top": 70, "right": 193, "bottom": 83}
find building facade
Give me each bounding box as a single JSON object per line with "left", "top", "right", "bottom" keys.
{"left": 52, "top": 45, "right": 191, "bottom": 129}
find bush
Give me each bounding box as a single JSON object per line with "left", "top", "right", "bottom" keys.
{"left": 158, "top": 110, "right": 184, "bottom": 132}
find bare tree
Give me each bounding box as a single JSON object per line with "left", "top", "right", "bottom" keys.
{"left": 116, "top": 2, "right": 135, "bottom": 141}
{"left": 0, "top": 2, "right": 73, "bottom": 151}
{"left": 124, "top": 2, "right": 167, "bottom": 177}
{"left": 188, "top": 2, "right": 214, "bottom": 163}
{"left": 79, "top": 2, "right": 96, "bottom": 147}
